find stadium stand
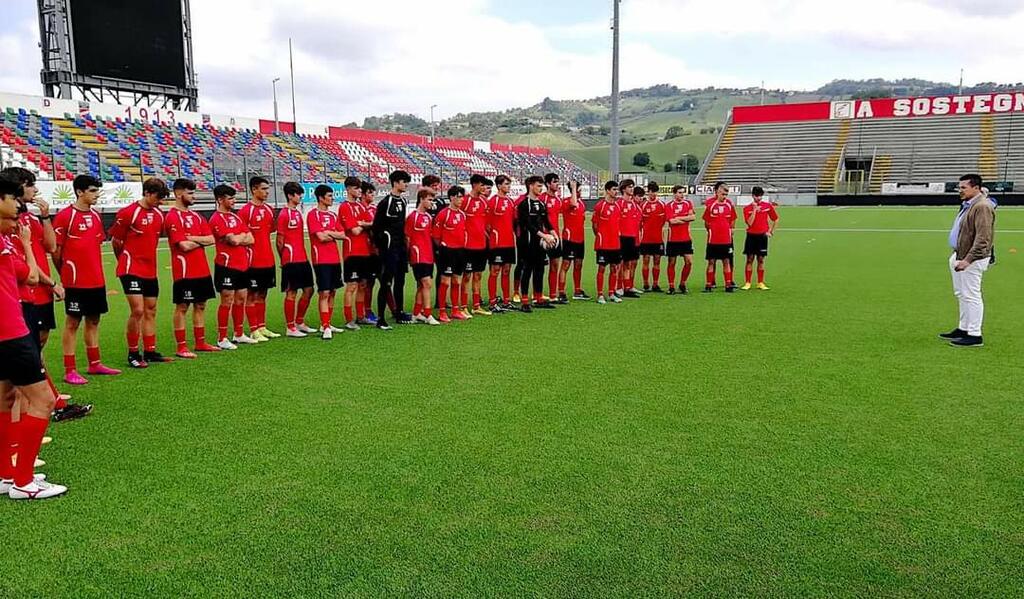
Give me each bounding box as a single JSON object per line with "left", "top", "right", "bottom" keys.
{"left": 0, "top": 92, "right": 595, "bottom": 192}
{"left": 698, "top": 92, "right": 1024, "bottom": 196}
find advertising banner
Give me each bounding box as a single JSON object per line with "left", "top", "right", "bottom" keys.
{"left": 35, "top": 181, "right": 142, "bottom": 212}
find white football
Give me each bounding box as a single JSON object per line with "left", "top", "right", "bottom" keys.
{"left": 541, "top": 237, "right": 559, "bottom": 250}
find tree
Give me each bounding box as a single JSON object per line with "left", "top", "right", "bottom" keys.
{"left": 665, "top": 125, "right": 686, "bottom": 140}
{"left": 676, "top": 155, "right": 700, "bottom": 175}
{"left": 632, "top": 152, "right": 651, "bottom": 167}
{"left": 664, "top": 163, "right": 674, "bottom": 173}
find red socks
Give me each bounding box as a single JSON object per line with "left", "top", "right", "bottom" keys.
{"left": 451, "top": 281, "right": 461, "bottom": 310}
{"left": 63, "top": 354, "right": 76, "bottom": 374}
{"left": 320, "top": 309, "right": 331, "bottom": 329}
{"left": 13, "top": 414, "right": 49, "bottom": 486}
{"left": 284, "top": 297, "right": 296, "bottom": 328}
{"left": 356, "top": 299, "right": 365, "bottom": 320}
{"left": 501, "top": 272, "right": 511, "bottom": 300}
{"left": 297, "top": 295, "right": 311, "bottom": 324}
{"left": 706, "top": 269, "right": 716, "bottom": 287}
{"left": 0, "top": 411, "right": 14, "bottom": 480}
{"left": 143, "top": 334, "right": 156, "bottom": 353}
{"left": 652, "top": 264, "right": 661, "bottom": 287}
{"left": 174, "top": 328, "right": 187, "bottom": 352}
{"left": 245, "top": 304, "right": 260, "bottom": 330}
{"left": 642, "top": 265, "right": 650, "bottom": 287}
{"left": 438, "top": 282, "right": 449, "bottom": 314}
{"left": 193, "top": 326, "right": 206, "bottom": 346}
{"left": 572, "top": 262, "right": 582, "bottom": 293}
{"left": 757, "top": 266, "right": 765, "bottom": 284}
{"left": 472, "top": 291, "right": 481, "bottom": 309}
{"left": 596, "top": 269, "right": 605, "bottom": 296}
{"left": 667, "top": 265, "right": 676, "bottom": 289}
{"left": 217, "top": 305, "right": 230, "bottom": 339}
{"left": 681, "top": 263, "right": 692, "bottom": 284}
{"left": 86, "top": 346, "right": 101, "bottom": 367}
{"left": 745, "top": 264, "right": 753, "bottom": 285}
{"left": 488, "top": 272, "right": 498, "bottom": 302}
{"left": 126, "top": 330, "right": 139, "bottom": 353}
{"left": 344, "top": 304, "right": 354, "bottom": 323}
{"left": 413, "top": 300, "right": 422, "bottom": 316}
{"left": 232, "top": 304, "right": 245, "bottom": 336}
{"left": 548, "top": 268, "right": 558, "bottom": 298}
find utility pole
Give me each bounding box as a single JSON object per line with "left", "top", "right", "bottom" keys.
{"left": 289, "top": 38, "right": 297, "bottom": 125}
{"left": 959, "top": 68, "right": 964, "bottom": 95}
{"left": 761, "top": 80, "right": 765, "bottom": 105}
{"left": 272, "top": 77, "right": 281, "bottom": 133}
{"left": 609, "top": 0, "right": 621, "bottom": 178}
{"left": 430, "top": 104, "right": 438, "bottom": 143}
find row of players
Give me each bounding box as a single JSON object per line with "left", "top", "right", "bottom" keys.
{"left": 0, "top": 169, "right": 779, "bottom": 498}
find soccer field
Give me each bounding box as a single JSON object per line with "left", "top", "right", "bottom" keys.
{"left": 3, "top": 206, "right": 1022, "bottom": 596}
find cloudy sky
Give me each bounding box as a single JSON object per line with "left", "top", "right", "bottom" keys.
{"left": 2, "top": 0, "right": 1022, "bottom": 126}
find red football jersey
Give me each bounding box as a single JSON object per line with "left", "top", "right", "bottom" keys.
{"left": 463, "top": 195, "right": 488, "bottom": 250}
{"left": 666, "top": 200, "right": 694, "bottom": 243}
{"left": 639, "top": 199, "right": 667, "bottom": 244}
{"left": 109, "top": 202, "right": 164, "bottom": 278}
{"left": 363, "top": 201, "right": 378, "bottom": 255}
{"left": 53, "top": 205, "right": 106, "bottom": 289}
{"left": 541, "top": 192, "right": 562, "bottom": 233}
{"left": 704, "top": 200, "right": 737, "bottom": 244}
{"left": 210, "top": 210, "right": 251, "bottom": 270}
{"left": 593, "top": 200, "right": 621, "bottom": 250}
{"left": 338, "top": 201, "right": 371, "bottom": 258}
{"left": 18, "top": 212, "right": 52, "bottom": 305}
{"left": 164, "top": 207, "right": 212, "bottom": 281}
{"left": 405, "top": 211, "right": 434, "bottom": 264}
{"left": 276, "top": 207, "right": 308, "bottom": 265}
{"left": 307, "top": 208, "right": 341, "bottom": 265}
{"left": 561, "top": 198, "right": 586, "bottom": 243}
{"left": 0, "top": 235, "right": 30, "bottom": 342}
{"left": 8, "top": 234, "right": 34, "bottom": 303}
{"left": 432, "top": 207, "right": 466, "bottom": 249}
{"left": 743, "top": 200, "right": 779, "bottom": 234}
{"left": 487, "top": 195, "right": 516, "bottom": 249}
{"left": 237, "top": 202, "right": 276, "bottom": 268}
{"left": 618, "top": 199, "right": 642, "bottom": 238}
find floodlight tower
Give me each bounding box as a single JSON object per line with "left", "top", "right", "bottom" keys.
{"left": 609, "top": 0, "right": 621, "bottom": 178}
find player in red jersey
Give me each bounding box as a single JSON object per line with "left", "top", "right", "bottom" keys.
{"left": 276, "top": 182, "right": 316, "bottom": 337}
{"left": 3, "top": 167, "right": 90, "bottom": 421}
{"left": 462, "top": 174, "right": 492, "bottom": 316}
{"left": 308, "top": 185, "right": 346, "bottom": 340}
{"left": 486, "top": 174, "right": 518, "bottom": 311}
{"left": 639, "top": 181, "right": 667, "bottom": 293}
{"left": 540, "top": 173, "right": 563, "bottom": 302}
{"left": 433, "top": 185, "right": 468, "bottom": 321}
{"left": 593, "top": 181, "right": 623, "bottom": 304}
{"left": 238, "top": 176, "right": 278, "bottom": 341}
{"left": 703, "top": 181, "right": 738, "bottom": 292}
{"left": 741, "top": 186, "right": 779, "bottom": 290}
{"left": 617, "top": 180, "right": 643, "bottom": 298}
{"left": 209, "top": 185, "right": 255, "bottom": 349}
{"left": 164, "top": 178, "right": 220, "bottom": 358}
{"left": 664, "top": 185, "right": 696, "bottom": 294}
{"left": 0, "top": 174, "right": 68, "bottom": 499}
{"left": 338, "top": 177, "right": 374, "bottom": 330}
{"left": 53, "top": 175, "right": 121, "bottom": 384}
{"left": 407, "top": 188, "right": 440, "bottom": 325}
{"left": 109, "top": 178, "right": 169, "bottom": 368}
{"left": 360, "top": 181, "right": 380, "bottom": 324}
{"left": 556, "top": 180, "right": 588, "bottom": 302}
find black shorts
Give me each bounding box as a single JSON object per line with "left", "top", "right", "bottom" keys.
{"left": 546, "top": 242, "right": 563, "bottom": 260}
{"left": 489, "top": 247, "right": 516, "bottom": 266}
{"left": 412, "top": 263, "right": 434, "bottom": 280}
{"left": 366, "top": 255, "right": 381, "bottom": 280}
{"left": 437, "top": 247, "right": 465, "bottom": 277}
{"left": 562, "top": 241, "right": 585, "bottom": 261}
{"left": 173, "top": 277, "right": 216, "bottom": 305}
{"left": 120, "top": 275, "right": 159, "bottom": 297}
{"left": 314, "top": 263, "right": 343, "bottom": 292}
{"left": 639, "top": 243, "right": 665, "bottom": 257}
{"left": 213, "top": 265, "right": 248, "bottom": 292}
{"left": 619, "top": 236, "right": 640, "bottom": 262}
{"left": 20, "top": 303, "right": 41, "bottom": 352}
{"left": 248, "top": 266, "right": 276, "bottom": 291}
{"left": 381, "top": 249, "right": 409, "bottom": 277}
{"left": 280, "top": 262, "right": 315, "bottom": 292}
{"left": 743, "top": 234, "right": 769, "bottom": 257}
{"left": 596, "top": 249, "right": 621, "bottom": 266}
{"left": 64, "top": 287, "right": 108, "bottom": 317}
{"left": 666, "top": 241, "right": 694, "bottom": 257}
{"left": 464, "top": 249, "right": 488, "bottom": 273}
{"left": 33, "top": 301, "right": 56, "bottom": 332}
{"left": 344, "top": 256, "right": 371, "bottom": 283}
{"left": 706, "top": 243, "right": 734, "bottom": 261}
{"left": 0, "top": 334, "right": 46, "bottom": 386}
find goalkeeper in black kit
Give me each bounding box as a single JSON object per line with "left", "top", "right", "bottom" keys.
{"left": 371, "top": 170, "right": 413, "bottom": 330}
{"left": 516, "top": 175, "right": 558, "bottom": 313}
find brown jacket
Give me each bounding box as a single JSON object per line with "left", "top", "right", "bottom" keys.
{"left": 956, "top": 195, "right": 995, "bottom": 262}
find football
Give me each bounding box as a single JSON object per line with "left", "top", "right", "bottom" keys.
{"left": 541, "top": 236, "right": 559, "bottom": 250}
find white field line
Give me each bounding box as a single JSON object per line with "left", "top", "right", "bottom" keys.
{"left": 780, "top": 227, "right": 1024, "bottom": 233}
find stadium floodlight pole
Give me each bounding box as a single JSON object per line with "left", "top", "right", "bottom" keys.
{"left": 609, "top": 0, "right": 621, "bottom": 178}
{"left": 272, "top": 77, "right": 281, "bottom": 133}
{"left": 430, "top": 104, "right": 438, "bottom": 143}
{"left": 289, "top": 38, "right": 297, "bottom": 125}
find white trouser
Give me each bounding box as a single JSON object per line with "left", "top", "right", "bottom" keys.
{"left": 949, "top": 252, "right": 990, "bottom": 337}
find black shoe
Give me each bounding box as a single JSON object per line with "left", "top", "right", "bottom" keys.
{"left": 667, "top": 288, "right": 676, "bottom": 295}
{"left": 572, "top": 291, "right": 591, "bottom": 300}
{"left": 503, "top": 302, "right": 518, "bottom": 312}
{"left": 725, "top": 284, "right": 737, "bottom": 293}
{"left": 950, "top": 335, "right": 983, "bottom": 347}
{"left": 939, "top": 328, "right": 968, "bottom": 340}
{"left": 679, "top": 285, "right": 688, "bottom": 295}
{"left": 702, "top": 286, "right": 713, "bottom": 293}
{"left": 520, "top": 304, "right": 533, "bottom": 313}
{"left": 651, "top": 285, "right": 663, "bottom": 293}
{"left": 128, "top": 352, "right": 148, "bottom": 369}
{"left": 395, "top": 312, "right": 413, "bottom": 324}
{"left": 143, "top": 350, "right": 173, "bottom": 363}
{"left": 52, "top": 403, "right": 93, "bottom": 422}
{"left": 555, "top": 294, "right": 569, "bottom": 304}
{"left": 534, "top": 301, "right": 556, "bottom": 309}
{"left": 376, "top": 321, "right": 393, "bottom": 331}
{"left": 642, "top": 285, "right": 651, "bottom": 292}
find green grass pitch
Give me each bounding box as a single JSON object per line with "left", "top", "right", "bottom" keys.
{"left": 2, "top": 206, "right": 1022, "bottom": 596}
